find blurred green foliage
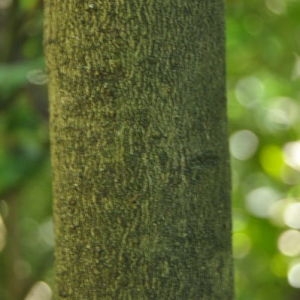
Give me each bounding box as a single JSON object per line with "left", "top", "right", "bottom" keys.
{"left": 228, "top": 0, "right": 300, "bottom": 299}
{"left": 0, "top": 0, "right": 52, "bottom": 299}
{"left": 1, "top": 0, "right": 300, "bottom": 299}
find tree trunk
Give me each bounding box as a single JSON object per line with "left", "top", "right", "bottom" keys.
{"left": 44, "top": 0, "right": 233, "bottom": 299}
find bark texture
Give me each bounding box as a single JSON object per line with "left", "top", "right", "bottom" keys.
{"left": 44, "top": 0, "right": 233, "bottom": 299}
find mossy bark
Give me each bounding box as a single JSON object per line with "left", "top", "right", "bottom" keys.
{"left": 44, "top": 0, "right": 233, "bottom": 299}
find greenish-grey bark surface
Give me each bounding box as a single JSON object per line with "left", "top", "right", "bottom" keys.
{"left": 44, "top": 0, "right": 233, "bottom": 299}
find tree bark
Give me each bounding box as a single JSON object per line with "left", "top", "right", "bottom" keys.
{"left": 44, "top": 0, "right": 233, "bottom": 299}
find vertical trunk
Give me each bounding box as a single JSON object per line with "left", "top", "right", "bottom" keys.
{"left": 44, "top": 0, "right": 233, "bottom": 299}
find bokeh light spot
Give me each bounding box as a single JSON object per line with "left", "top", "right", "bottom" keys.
{"left": 230, "top": 130, "right": 259, "bottom": 161}
{"left": 260, "top": 145, "right": 284, "bottom": 178}
{"left": 284, "top": 141, "right": 300, "bottom": 171}
{"left": 284, "top": 203, "right": 300, "bottom": 229}
{"left": 0, "top": 0, "right": 12, "bottom": 9}
{"left": 266, "top": 97, "right": 299, "bottom": 130}
{"left": 24, "top": 281, "right": 52, "bottom": 300}
{"left": 265, "top": 0, "right": 286, "bottom": 15}
{"left": 0, "top": 215, "right": 6, "bottom": 252}
{"left": 39, "top": 218, "right": 54, "bottom": 248}
{"left": 235, "top": 76, "right": 264, "bottom": 108}
{"left": 288, "top": 264, "right": 300, "bottom": 288}
{"left": 233, "top": 232, "right": 252, "bottom": 259}
{"left": 278, "top": 230, "right": 300, "bottom": 257}
{"left": 246, "top": 186, "right": 281, "bottom": 218}
{"left": 268, "top": 199, "right": 288, "bottom": 226}
{"left": 26, "top": 69, "right": 48, "bottom": 85}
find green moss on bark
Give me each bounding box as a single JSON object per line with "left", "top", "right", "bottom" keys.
{"left": 44, "top": 0, "right": 233, "bottom": 299}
